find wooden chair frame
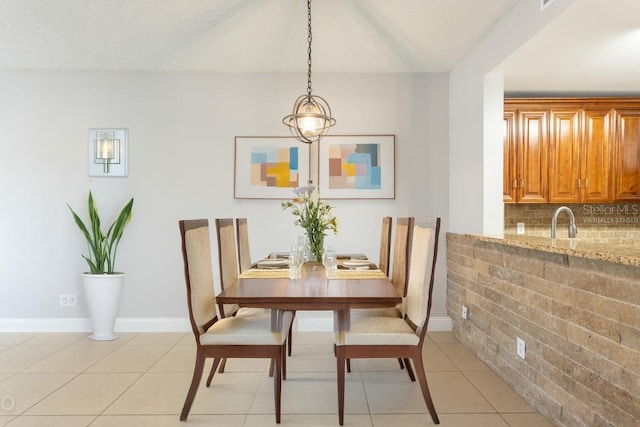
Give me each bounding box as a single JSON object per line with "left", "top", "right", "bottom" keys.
{"left": 336, "top": 217, "right": 441, "bottom": 426}
{"left": 179, "top": 219, "right": 290, "bottom": 423}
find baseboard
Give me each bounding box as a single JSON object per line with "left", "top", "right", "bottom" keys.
{"left": 0, "top": 315, "right": 452, "bottom": 333}
{"left": 0, "top": 318, "right": 190, "bottom": 333}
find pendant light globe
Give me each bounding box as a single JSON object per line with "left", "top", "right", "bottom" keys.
{"left": 282, "top": 0, "right": 335, "bottom": 144}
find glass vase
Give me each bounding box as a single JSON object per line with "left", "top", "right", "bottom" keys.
{"left": 306, "top": 231, "right": 324, "bottom": 262}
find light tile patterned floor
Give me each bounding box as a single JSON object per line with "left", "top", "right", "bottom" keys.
{"left": 0, "top": 331, "right": 554, "bottom": 426}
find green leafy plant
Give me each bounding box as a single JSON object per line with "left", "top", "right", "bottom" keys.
{"left": 282, "top": 185, "right": 338, "bottom": 262}
{"left": 67, "top": 191, "right": 134, "bottom": 274}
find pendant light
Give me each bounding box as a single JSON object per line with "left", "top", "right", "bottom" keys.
{"left": 283, "top": 0, "right": 336, "bottom": 144}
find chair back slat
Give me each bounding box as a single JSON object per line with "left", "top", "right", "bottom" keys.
{"left": 378, "top": 216, "right": 392, "bottom": 276}
{"left": 390, "top": 217, "right": 415, "bottom": 297}
{"left": 179, "top": 219, "right": 217, "bottom": 336}
{"left": 215, "top": 218, "right": 239, "bottom": 289}
{"left": 236, "top": 218, "right": 252, "bottom": 273}
{"left": 404, "top": 217, "right": 441, "bottom": 338}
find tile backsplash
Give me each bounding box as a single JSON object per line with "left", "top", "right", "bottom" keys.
{"left": 504, "top": 203, "right": 640, "bottom": 245}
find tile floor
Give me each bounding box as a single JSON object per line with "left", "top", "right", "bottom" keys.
{"left": 0, "top": 331, "right": 554, "bottom": 426}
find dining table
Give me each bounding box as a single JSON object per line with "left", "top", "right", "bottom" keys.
{"left": 215, "top": 261, "right": 401, "bottom": 333}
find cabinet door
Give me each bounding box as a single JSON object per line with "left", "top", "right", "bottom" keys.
{"left": 614, "top": 110, "right": 640, "bottom": 201}
{"left": 549, "top": 109, "right": 581, "bottom": 203}
{"left": 519, "top": 110, "right": 548, "bottom": 203}
{"left": 503, "top": 110, "right": 517, "bottom": 203}
{"left": 581, "top": 109, "right": 612, "bottom": 202}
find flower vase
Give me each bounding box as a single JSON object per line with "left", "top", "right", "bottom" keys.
{"left": 306, "top": 232, "right": 324, "bottom": 262}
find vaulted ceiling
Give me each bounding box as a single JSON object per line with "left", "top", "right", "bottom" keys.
{"left": 1, "top": 0, "right": 639, "bottom": 93}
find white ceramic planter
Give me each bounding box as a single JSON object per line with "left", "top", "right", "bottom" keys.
{"left": 81, "top": 273, "right": 124, "bottom": 341}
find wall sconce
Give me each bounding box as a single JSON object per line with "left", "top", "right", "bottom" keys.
{"left": 89, "top": 128, "right": 128, "bottom": 177}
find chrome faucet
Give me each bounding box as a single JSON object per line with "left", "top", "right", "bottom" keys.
{"left": 551, "top": 206, "right": 578, "bottom": 239}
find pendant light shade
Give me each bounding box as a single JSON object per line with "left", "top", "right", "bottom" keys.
{"left": 284, "top": 94, "right": 335, "bottom": 144}
{"left": 283, "top": 0, "right": 335, "bottom": 144}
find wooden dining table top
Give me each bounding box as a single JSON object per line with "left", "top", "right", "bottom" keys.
{"left": 216, "top": 262, "right": 401, "bottom": 312}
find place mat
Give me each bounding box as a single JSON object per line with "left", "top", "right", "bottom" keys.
{"left": 339, "top": 260, "right": 377, "bottom": 270}
{"left": 238, "top": 268, "right": 290, "bottom": 279}
{"left": 334, "top": 269, "right": 387, "bottom": 279}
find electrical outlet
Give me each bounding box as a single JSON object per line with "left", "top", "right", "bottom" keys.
{"left": 517, "top": 222, "right": 525, "bottom": 235}
{"left": 59, "top": 294, "right": 77, "bottom": 307}
{"left": 461, "top": 305, "right": 468, "bottom": 320}
{"left": 516, "top": 337, "right": 526, "bottom": 359}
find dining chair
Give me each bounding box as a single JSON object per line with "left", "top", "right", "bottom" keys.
{"left": 215, "top": 218, "right": 270, "bottom": 374}
{"left": 334, "top": 217, "right": 441, "bottom": 426}
{"left": 346, "top": 217, "right": 414, "bottom": 371}
{"left": 236, "top": 217, "right": 252, "bottom": 273}
{"left": 378, "top": 216, "right": 392, "bottom": 276}
{"left": 178, "top": 219, "right": 293, "bottom": 424}
{"left": 236, "top": 217, "right": 295, "bottom": 356}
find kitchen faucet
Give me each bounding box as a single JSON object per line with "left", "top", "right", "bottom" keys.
{"left": 551, "top": 206, "right": 578, "bottom": 239}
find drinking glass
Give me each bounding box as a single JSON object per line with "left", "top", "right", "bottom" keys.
{"left": 323, "top": 246, "right": 337, "bottom": 278}
{"left": 289, "top": 243, "right": 304, "bottom": 279}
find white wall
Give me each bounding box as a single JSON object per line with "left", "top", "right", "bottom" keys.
{"left": 448, "top": 0, "right": 578, "bottom": 234}
{"left": 0, "top": 71, "right": 451, "bottom": 328}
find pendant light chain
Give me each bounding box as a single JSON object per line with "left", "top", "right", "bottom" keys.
{"left": 282, "top": 0, "right": 335, "bottom": 144}
{"left": 306, "top": 0, "right": 313, "bottom": 96}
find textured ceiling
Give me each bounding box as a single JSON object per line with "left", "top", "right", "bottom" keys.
{"left": 1, "top": 0, "right": 639, "bottom": 93}
{"left": 0, "top": 0, "right": 517, "bottom": 73}
{"left": 499, "top": 0, "right": 640, "bottom": 93}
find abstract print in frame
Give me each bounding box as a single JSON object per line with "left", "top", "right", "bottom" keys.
{"left": 234, "top": 136, "right": 310, "bottom": 199}
{"left": 318, "top": 135, "right": 395, "bottom": 199}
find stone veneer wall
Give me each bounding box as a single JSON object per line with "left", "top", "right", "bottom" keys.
{"left": 446, "top": 233, "right": 640, "bottom": 427}
{"left": 505, "top": 203, "right": 640, "bottom": 244}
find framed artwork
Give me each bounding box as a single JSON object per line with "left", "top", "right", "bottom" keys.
{"left": 234, "top": 136, "right": 311, "bottom": 199}
{"left": 318, "top": 135, "right": 395, "bottom": 199}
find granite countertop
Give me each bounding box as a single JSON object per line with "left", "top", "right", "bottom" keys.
{"left": 471, "top": 234, "right": 640, "bottom": 267}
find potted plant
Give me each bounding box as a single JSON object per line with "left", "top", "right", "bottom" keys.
{"left": 68, "top": 191, "right": 134, "bottom": 340}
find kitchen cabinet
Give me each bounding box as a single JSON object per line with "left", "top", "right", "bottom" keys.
{"left": 503, "top": 107, "right": 548, "bottom": 203}
{"left": 503, "top": 110, "right": 517, "bottom": 203}
{"left": 581, "top": 109, "right": 612, "bottom": 202}
{"left": 504, "top": 98, "right": 638, "bottom": 204}
{"left": 548, "top": 108, "right": 581, "bottom": 203}
{"left": 518, "top": 109, "right": 549, "bottom": 203}
{"left": 548, "top": 108, "right": 612, "bottom": 203}
{"left": 614, "top": 109, "right": 640, "bottom": 201}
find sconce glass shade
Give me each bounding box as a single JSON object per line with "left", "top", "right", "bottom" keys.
{"left": 89, "top": 128, "right": 128, "bottom": 177}
{"left": 283, "top": 93, "right": 336, "bottom": 144}
{"left": 97, "top": 132, "right": 116, "bottom": 173}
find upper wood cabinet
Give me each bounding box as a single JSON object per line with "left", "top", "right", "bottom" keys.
{"left": 503, "top": 110, "right": 517, "bottom": 203}
{"left": 502, "top": 107, "right": 548, "bottom": 203}
{"left": 504, "top": 98, "right": 639, "bottom": 204}
{"left": 581, "top": 109, "right": 613, "bottom": 202}
{"left": 548, "top": 108, "right": 612, "bottom": 203}
{"left": 614, "top": 109, "right": 640, "bottom": 201}
{"left": 519, "top": 110, "right": 549, "bottom": 203}
{"left": 548, "top": 108, "right": 581, "bottom": 203}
